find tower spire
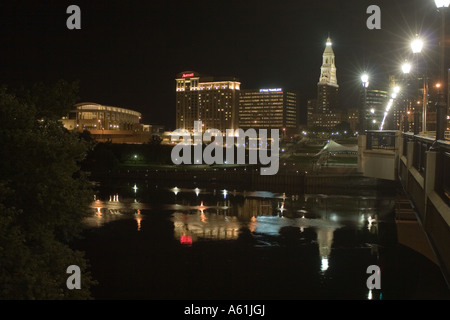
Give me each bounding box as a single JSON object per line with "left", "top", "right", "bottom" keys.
{"left": 318, "top": 36, "right": 338, "bottom": 87}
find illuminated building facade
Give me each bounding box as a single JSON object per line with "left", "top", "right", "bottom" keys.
{"left": 308, "top": 37, "right": 342, "bottom": 130}
{"left": 361, "top": 88, "right": 389, "bottom": 130}
{"left": 238, "top": 88, "right": 298, "bottom": 132}
{"left": 62, "top": 102, "right": 141, "bottom": 130}
{"left": 175, "top": 71, "right": 241, "bottom": 132}
{"left": 61, "top": 102, "right": 157, "bottom": 143}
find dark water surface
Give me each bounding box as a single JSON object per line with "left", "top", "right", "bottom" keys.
{"left": 72, "top": 180, "right": 450, "bottom": 300}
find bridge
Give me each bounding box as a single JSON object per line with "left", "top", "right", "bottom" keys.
{"left": 358, "top": 130, "right": 450, "bottom": 287}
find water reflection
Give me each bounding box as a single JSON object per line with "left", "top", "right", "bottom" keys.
{"left": 78, "top": 182, "right": 450, "bottom": 300}
{"left": 86, "top": 193, "right": 149, "bottom": 230}
{"left": 87, "top": 185, "right": 387, "bottom": 277}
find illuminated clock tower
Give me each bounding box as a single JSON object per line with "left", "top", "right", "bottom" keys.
{"left": 318, "top": 37, "right": 338, "bottom": 87}
{"left": 310, "top": 36, "right": 341, "bottom": 129}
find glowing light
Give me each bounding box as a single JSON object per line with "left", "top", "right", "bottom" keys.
{"left": 321, "top": 257, "right": 329, "bottom": 272}
{"left": 180, "top": 234, "right": 193, "bottom": 245}
{"left": 200, "top": 208, "right": 206, "bottom": 223}
{"left": 194, "top": 188, "right": 200, "bottom": 196}
{"left": 435, "top": 0, "right": 450, "bottom": 8}
{"left": 182, "top": 73, "right": 194, "bottom": 78}
{"left": 280, "top": 202, "right": 285, "bottom": 214}
{"left": 402, "top": 61, "right": 411, "bottom": 74}
{"left": 259, "top": 88, "right": 282, "bottom": 93}
{"left": 135, "top": 210, "right": 142, "bottom": 231}
{"left": 411, "top": 36, "right": 423, "bottom": 54}
{"left": 361, "top": 74, "right": 369, "bottom": 87}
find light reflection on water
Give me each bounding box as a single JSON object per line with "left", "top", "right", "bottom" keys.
{"left": 87, "top": 186, "right": 382, "bottom": 244}
{"left": 77, "top": 183, "right": 450, "bottom": 300}
{"left": 86, "top": 185, "right": 386, "bottom": 281}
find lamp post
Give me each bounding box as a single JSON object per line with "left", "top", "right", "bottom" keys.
{"left": 401, "top": 61, "right": 412, "bottom": 132}
{"left": 411, "top": 35, "right": 428, "bottom": 133}
{"left": 434, "top": 0, "right": 449, "bottom": 140}
{"left": 361, "top": 73, "right": 369, "bottom": 133}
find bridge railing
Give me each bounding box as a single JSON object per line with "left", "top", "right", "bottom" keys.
{"left": 434, "top": 140, "right": 450, "bottom": 207}
{"left": 413, "top": 136, "right": 434, "bottom": 177}
{"left": 400, "top": 133, "right": 450, "bottom": 285}
{"left": 366, "top": 130, "right": 397, "bottom": 151}
{"left": 402, "top": 133, "right": 450, "bottom": 205}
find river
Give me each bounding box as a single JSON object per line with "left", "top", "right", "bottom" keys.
{"left": 72, "top": 179, "right": 450, "bottom": 300}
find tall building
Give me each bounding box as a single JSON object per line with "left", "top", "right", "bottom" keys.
{"left": 308, "top": 37, "right": 342, "bottom": 130}
{"left": 175, "top": 71, "right": 241, "bottom": 132}
{"left": 360, "top": 88, "right": 389, "bottom": 130}
{"left": 239, "top": 88, "right": 298, "bottom": 132}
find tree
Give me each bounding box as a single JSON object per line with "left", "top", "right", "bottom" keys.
{"left": 14, "top": 80, "right": 80, "bottom": 120}
{"left": 0, "top": 85, "right": 96, "bottom": 299}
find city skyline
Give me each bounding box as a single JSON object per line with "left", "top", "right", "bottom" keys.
{"left": 1, "top": 0, "right": 449, "bottom": 303}
{"left": 0, "top": 0, "right": 446, "bottom": 129}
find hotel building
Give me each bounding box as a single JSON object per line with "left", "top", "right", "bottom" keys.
{"left": 175, "top": 71, "right": 241, "bottom": 132}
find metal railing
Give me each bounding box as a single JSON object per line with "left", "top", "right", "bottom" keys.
{"left": 412, "top": 137, "right": 434, "bottom": 176}
{"left": 402, "top": 133, "right": 450, "bottom": 205}
{"left": 434, "top": 141, "right": 450, "bottom": 207}
{"left": 366, "top": 130, "right": 397, "bottom": 151}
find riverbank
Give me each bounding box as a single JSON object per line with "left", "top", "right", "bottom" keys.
{"left": 88, "top": 164, "right": 398, "bottom": 196}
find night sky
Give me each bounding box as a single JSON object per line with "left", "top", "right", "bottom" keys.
{"left": 0, "top": 0, "right": 445, "bottom": 129}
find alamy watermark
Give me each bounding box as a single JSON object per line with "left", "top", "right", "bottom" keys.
{"left": 66, "top": 5, "right": 81, "bottom": 30}
{"left": 367, "top": 5, "right": 381, "bottom": 30}
{"left": 366, "top": 265, "right": 381, "bottom": 289}
{"left": 170, "top": 121, "right": 280, "bottom": 175}
{"left": 66, "top": 265, "right": 81, "bottom": 289}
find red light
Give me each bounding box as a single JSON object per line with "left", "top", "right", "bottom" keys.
{"left": 182, "top": 73, "right": 194, "bottom": 78}
{"left": 180, "top": 235, "right": 192, "bottom": 245}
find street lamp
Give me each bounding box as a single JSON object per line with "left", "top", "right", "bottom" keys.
{"left": 411, "top": 35, "right": 426, "bottom": 134}
{"left": 361, "top": 73, "right": 369, "bottom": 132}
{"left": 434, "top": 0, "right": 449, "bottom": 140}
{"left": 435, "top": 0, "right": 450, "bottom": 8}
{"left": 401, "top": 60, "right": 414, "bottom": 132}
{"left": 402, "top": 61, "right": 412, "bottom": 74}
{"left": 410, "top": 35, "right": 429, "bottom": 133}
{"left": 361, "top": 74, "right": 369, "bottom": 87}
{"left": 411, "top": 36, "right": 424, "bottom": 54}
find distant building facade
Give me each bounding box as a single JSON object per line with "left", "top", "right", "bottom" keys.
{"left": 175, "top": 71, "right": 241, "bottom": 132}
{"left": 61, "top": 102, "right": 161, "bottom": 143}
{"left": 361, "top": 88, "right": 389, "bottom": 130}
{"left": 239, "top": 88, "right": 298, "bottom": 133}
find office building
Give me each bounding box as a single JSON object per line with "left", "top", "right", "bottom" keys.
{"left": 239, "top": 88, "right": 298, "bottom": 133}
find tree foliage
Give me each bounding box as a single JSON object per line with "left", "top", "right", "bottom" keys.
{"left": 0, "top": 84, "right": 96, "bottom": 299}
